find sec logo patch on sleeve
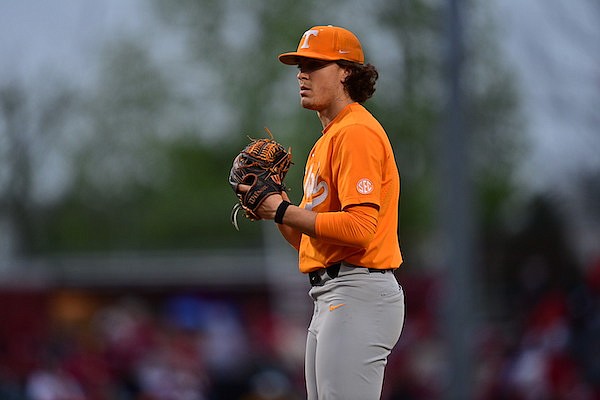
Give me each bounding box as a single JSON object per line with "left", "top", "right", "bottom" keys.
{"left": 356, "top": 178, "right": 374, "bottom": 194}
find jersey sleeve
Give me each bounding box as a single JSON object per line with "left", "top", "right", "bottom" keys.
{"left": 332, "top": 124, "right": 386, "bottom": 209}
{"left": 315, "top": 204, "right": 379, "bottom": 248}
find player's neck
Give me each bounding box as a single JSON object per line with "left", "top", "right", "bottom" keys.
{"left": 317, "top": 98, "right": 354, "bottom": 129}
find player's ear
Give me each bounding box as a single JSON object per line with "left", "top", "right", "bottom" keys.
{"left": 339, "top": 66, "right": 351, "bottom": 84}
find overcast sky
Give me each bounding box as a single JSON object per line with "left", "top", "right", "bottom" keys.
{"left": 493, "top": 0, "right": 600, "bottom": 192}
{"left": 1, "top": 0, "right": 598, "bottom": 194}
{"left": 0, "top": 0, "right": 165, "bottom": 85}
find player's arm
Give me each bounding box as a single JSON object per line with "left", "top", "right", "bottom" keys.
{"left": 259, "top": 193, "right": 377, "bottom": 249}
{"left": 314, "top": 204, "right": 378, "bottom": 248}
{"left": 254, "top": 192, "right": 315, "bottom": 249}
{"left": 276, "top": 191, "right": 303, "bottom": 250}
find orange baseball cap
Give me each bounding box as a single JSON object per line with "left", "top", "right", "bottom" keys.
{"left": 278, "top": 25, "right": 364, "bottom": 65}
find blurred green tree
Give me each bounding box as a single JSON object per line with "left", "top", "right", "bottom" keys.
{"left": 8, "top": 0, "right": 522, "bottom": 260}
{"left": 0, "top": 80, "right": 81, "bottom": 256}
{"left": 40, "top": 38, "right": 264, "bottom": 252}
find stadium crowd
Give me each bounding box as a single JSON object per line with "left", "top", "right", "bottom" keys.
{"left": 0, "top": 255, "right": 599, "bottom": 399}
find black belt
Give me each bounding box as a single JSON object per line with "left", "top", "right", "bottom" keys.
{"left": 308, "top": 263, "right": 393, "bottom": 286}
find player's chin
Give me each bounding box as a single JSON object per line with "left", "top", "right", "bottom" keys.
{"left": 300, "top": 97, "right": 318, "bottom": 111}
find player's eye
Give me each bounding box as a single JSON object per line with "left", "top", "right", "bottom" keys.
{"left": 298, "top": 61, "right": 333, "bottom": 73}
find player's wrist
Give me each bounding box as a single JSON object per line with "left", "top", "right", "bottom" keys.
{"left": 275, "top": 200, "right": 292, "bottom": 224}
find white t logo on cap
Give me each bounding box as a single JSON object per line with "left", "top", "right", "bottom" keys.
{"left": 300, "top": 29, "right": 319, "bottom": 49}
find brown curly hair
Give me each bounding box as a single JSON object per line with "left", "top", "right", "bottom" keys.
{"left": 336, "top": 60, "right": 379, "bottom": 103}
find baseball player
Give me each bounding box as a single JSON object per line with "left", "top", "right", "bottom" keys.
{"left": 240, "top": 25, "right": 405, "bottom": 399}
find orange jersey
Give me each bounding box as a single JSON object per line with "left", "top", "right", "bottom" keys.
{"left": 299, "top": 103, "right": 402, "bottom": 273}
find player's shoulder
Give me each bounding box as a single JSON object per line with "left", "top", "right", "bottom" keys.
{"left": 337, "top": 117, "right": 385, "bottom": 143}
{"left": 343, "top": 103, "right": 384, "bottom": 131}
{"left": 327, "top": 103, "right": 386, "bottom": 146}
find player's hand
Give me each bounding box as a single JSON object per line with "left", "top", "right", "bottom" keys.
{"left": 237, "top": 184, "right": 284, "bottom": 220}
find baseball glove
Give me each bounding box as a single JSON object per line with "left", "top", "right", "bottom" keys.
{"left": 229, "top": 128, "right": 292, "bottom": 230}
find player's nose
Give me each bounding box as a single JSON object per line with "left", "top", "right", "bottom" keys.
{"left": 297, "top": 70, "right": 309, "bottom": 80}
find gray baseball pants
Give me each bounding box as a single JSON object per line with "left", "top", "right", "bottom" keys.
{"left": 305, "top": 264, "right": 405, "bottom": 400}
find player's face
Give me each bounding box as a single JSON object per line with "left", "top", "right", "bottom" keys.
{"left": 296, "top": 58, "right": 348, "bottom": 112}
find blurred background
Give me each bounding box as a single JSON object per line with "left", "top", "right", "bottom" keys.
{"left": 0, "top": 0, "right": 599, "bottom": 399}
